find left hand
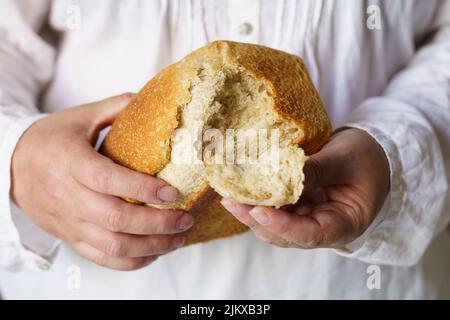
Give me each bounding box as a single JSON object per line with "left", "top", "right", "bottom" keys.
{"left": 220, "top": 128, "right": 390, "bottom": 249}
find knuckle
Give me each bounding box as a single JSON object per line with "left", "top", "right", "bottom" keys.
{"left": 133, "top": 178, "right": 152, "bottom": 201}
{"left": 154, "top": 235, "right": 177, "bottom": 253}
{"left": 307, "top": 157, "right": 324, "bottom": 186}
{"left": 275, "top": 220, "right": 291, "bottom": 237}
{"left": 161, "top": 236, "right": 176, "bottom": 252}
{"left": 305, "top": 229, "right": 324, "bottom": 248}
{"left": 91, "top": 251, "right": 108, "bottom": 267}
{"left": 106, "top": 204, "right": 126, "bottom": 232}
{"left": 135, "top": 177, "right": 161, "bottom": 203}
{"left": 124, "top": 258, "right": 147, "bottom": 271}
{"left": 89, "top": 162, "right": 113, "bottom": 192}
{"left": 155, "top": 211, "right": 183, "bottom": 233}
{"left": 152, "top": 215, "right": 167, "bottom": 234}
{"left": 255, "top": 232, "right": 272, "bottom": 244}
{"left": 270, "top": 211, "right": 294, "bottom": 237}
{"left": 106, "top": 237, "right": 126, "bottom": 257}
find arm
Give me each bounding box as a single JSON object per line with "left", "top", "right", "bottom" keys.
{"left": 0, "top": 0, "right": 55, "bottom": 271}
{"left": 2, "top": 1, "right": 192, "bottom": 271}
{"left": 339, "top": 19, "right": 450, "bottom": 265}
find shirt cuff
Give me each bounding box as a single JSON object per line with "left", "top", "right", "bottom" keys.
{"left": 332, "top": 123, "right": 403, "bottom": 264}
{"left": 0, "top": 113, "right": 59, "bottom": 271}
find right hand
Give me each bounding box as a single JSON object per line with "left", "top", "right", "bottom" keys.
{"left": 11, "top": 94, "right": 194, "bottom": 271}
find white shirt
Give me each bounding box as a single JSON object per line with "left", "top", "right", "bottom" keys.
{"left": 0, "top": 0, "right": 449, "bottom": 299}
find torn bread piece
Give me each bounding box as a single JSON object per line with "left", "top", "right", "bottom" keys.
{"left": 157, "top": 62, "right": 308, "bottom": 208}
{"left": 102, "top": 41, "right": 331, "bottom": 244}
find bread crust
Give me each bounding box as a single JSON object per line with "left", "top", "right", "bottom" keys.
{"left": 218, "top": 41, "right": 332, "bottom": 155}
{"left": 101, "top": 41, "right": 332, "bottom": 245}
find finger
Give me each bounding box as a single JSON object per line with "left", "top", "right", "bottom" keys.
{"left": 71, "top": 146, "right": 179, "bottom": 204}
{"left": 245, "top": 206, "right": 324, "bottom": 248}
{"left": 299, "top": 187, "right": 328, "bottom": 205}
{"left": 77, "top": 222, "right": 186, "bottom": 258}
{"left": 302, "top": 156, "right": 337, "bottom": 191}
{"left": 302, "top": 146, "right": 352, "bottom": 191}
{"left": 247, "top": 202, "right": 356, "bottom": 248}
{"left": 283, "top": 197, "right": 315, "bottom": 215}
{"left": 308, "top": 201, "right": 361, "bottom": 245}
{"left": 220, "top": 198, "right": 293, "bottom": 247}
{"left": 292, "top": 202, "right": 314, "bottom": 216}
{"left": 220, "top": 198, "right": 259, "bottom": 229}
{"left": 74, "top": 183, "right": 193, "bottom": 234}
{"left": 73, "top": 241, "right": 158, "bottom": 271}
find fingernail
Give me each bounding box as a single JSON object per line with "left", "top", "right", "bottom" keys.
{"left": 172, "top": 235, "right": 186, "bottom": 248}
{"left": 157, "top": 186, "right": 179, "bottom": 202}
{"left": 249, "top": 207, "right": 270, "bottom": 225}
{"left": 177, "top": 214, "right": 194, "bottom": 231}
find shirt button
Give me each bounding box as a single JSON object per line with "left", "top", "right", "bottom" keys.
{"left": 237, "top": 22, "right": 253, "bottom": 36}
{"left": 35, "top": 260, "right": 50, "bottom": 271}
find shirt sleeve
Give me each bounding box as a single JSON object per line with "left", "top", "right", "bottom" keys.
{"left": 0, "top": 0, "right": 59, "bottom": 271}
{"left": 336, "top": 3, "right": 450, "bottom": 266}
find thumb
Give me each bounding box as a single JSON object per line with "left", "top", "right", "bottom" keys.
{"left": 86, "top": 93, "right": 135, "bottom": 127}
{"left": 79, "top": 93, "right": 135, "bottom": 143}
{"left": 302, "top": 150, "right": 346, "bottom": 191}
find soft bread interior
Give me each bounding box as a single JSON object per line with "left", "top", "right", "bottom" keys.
{"left": 156, "top": 62, "right": 308, "bottom": 208}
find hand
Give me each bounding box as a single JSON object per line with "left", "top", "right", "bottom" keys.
{"left": 220, "top": 128, "right": 390, "bottom": 249}
{"left": 11, "top": 94, "right": 194, "bottom": 270}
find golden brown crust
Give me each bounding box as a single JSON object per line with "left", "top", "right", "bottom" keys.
{"left": 101, "top": 40, "right": 332, "bottom": 245}
{"left": 184, "top": 189, "right": 249, "bottom": 245}
{"left": 216, "top": 41, "right": 332, "bottom": 155}
{"left": 101, "top": 61, "right": 195, "bottom": 174}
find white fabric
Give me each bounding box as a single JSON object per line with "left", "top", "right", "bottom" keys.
{"left": 0, "top": 0, "right": 449, "bottom": 299}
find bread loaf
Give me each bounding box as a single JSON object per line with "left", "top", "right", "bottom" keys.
{"left": 101, "top": 41, "right": 332, "bottom": 245}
